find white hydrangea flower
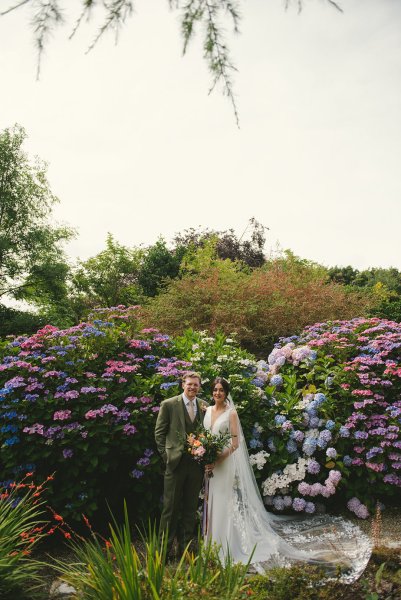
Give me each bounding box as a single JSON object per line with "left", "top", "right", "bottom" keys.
{"left": 304, "top": 428, "right": 320, "bottom": 440}
{"left": 249, "top": 450, "right": 270, "bottom": 470}
{"left": 262, "top": 457, "right": 308, "bottom": 496}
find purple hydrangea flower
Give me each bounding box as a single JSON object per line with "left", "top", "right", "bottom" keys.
{"left": 326, "top": 447, "right": 337, "bottom": 459}
{"left": 292, "top": 497, "right": 306, "bottom": 512}
{"left": 272, "top": 497, "right": 285, "bottom": 510}
{"left": 307, "top": 459, "right": 321, "bottom": 474}
{"left": 131, "top": 469, "right": 144, "bottom": 479}
{"left": 292, "top": 430, "right": 305, "bottom": 443}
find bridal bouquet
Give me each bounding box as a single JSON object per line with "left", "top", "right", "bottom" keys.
{"left": 183, "top": 426, "right": 232, "bottom": 477}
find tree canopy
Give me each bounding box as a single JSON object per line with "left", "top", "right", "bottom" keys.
{"left": 0, "top": 124, "right": 74, "bottom": 308}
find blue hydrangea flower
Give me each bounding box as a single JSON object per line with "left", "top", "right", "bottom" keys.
{"left": 339, "top": 426, "right": 350, "bottom": 438}
{"left": 274, "top": 415, "right": 286, "bottom": 425}
{"left": 251, "top": 377, "right": 265, "bottom": 388}
{"left": 302, "top": 438, "right": 317, "bottom": 456}
{"left": 343, "top": 455, "right": 353, "bottom": 467}
{"left": 270, "top": 375, "right": 283, "bottom": 387}
{"left": 325, "top": 420, "right": 335, "bottom": 430}
{"left": 4, "top": 436, "right": 20, "bottom": 446}
{"left": 306, "top": 401, "right": 318, "bottom": 414}
{"left": 286, "top": 440, "right": 298, "bottom": 453}
{"left": 314, "top": 393, "right": 326, "bottom": 406}
{"left": 249, "top": 438, "right": 263, "bottom": 449}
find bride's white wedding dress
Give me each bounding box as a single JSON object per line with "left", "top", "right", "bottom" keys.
{"left": 203, "top": 404, "right": 372, "bottom": 582}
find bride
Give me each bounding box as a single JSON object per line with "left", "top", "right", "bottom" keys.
{"left": 203, "top": 377, "right": 372, "bottom": 582}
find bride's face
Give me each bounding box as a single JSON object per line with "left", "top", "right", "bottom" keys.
{"left": 213, "top": 382, "right": 226, "bottom": 404}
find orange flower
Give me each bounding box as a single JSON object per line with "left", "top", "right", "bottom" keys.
{"left": 83, "top": 514, "right": 92, "bottom": 529}
{"left": 53, "top": 513, "right": 64, "bottom": 522}
{"left": 64, "top": 532, "right": 71, "bottom": 539}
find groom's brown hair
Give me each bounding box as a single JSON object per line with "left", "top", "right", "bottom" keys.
{"left": 181, "top": 371, "right": 201, "bottom": 384}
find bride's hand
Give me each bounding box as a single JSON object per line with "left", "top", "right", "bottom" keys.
{"left": 205, "top": 463, "right": 215, "bottom": 474}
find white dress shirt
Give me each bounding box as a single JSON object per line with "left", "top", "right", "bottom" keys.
{"left": 183, "top": 393, "right": 198, "bottom": 418}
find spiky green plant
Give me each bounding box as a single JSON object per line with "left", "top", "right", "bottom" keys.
{"left": 0, "top": 480, "right": 47, "bottom": 598}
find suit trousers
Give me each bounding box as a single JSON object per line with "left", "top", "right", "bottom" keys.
{"left": 160, "top": 454, "right": 204, "bottom": 553}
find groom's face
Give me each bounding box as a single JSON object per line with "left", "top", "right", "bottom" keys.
{"left": 183, "top": 377, "right": 200, "bottom": 400}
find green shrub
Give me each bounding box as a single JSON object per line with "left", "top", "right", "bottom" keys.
{"left": 143, "top": 259, "right": 373, "bottom": 354}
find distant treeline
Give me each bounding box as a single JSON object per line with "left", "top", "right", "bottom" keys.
{"left": 1, "top": 124, "right": 400, "bottom": 351}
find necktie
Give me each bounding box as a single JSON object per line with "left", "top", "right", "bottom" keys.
{"left": 188, "top": 399, "right": 195, "bottom": 422}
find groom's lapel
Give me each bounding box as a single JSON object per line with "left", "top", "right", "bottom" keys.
{"left": 177, "top": 394, "right": 186, "bottom": 432}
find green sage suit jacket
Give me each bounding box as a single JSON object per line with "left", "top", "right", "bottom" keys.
{"left": 154, "top": 394, "right": 207, "bottom": 471}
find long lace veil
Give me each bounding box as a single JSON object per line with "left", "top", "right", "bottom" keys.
{"left": 225, "top": 395, "right": 372, "bottom": 582}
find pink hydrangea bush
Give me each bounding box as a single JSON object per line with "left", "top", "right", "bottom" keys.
{"left": 254, "top": 318, "right": 401, "bottom": 518}
{"left": 0, "top": 307, "right": 193, "bottom": 522}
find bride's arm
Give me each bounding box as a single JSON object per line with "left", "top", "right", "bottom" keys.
{"left": 216, "top": 410, "right": 239, "bottom": 464}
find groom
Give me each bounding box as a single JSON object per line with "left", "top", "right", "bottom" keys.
{"left": 155, "top": 371, "right": 206, "bottom": 556}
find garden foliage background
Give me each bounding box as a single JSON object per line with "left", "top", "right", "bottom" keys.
{"left": 1, "top": 306, "right": 400, "bottom": 526}
{"left": 1, "top": 125, "right": 401, "bottom": 527}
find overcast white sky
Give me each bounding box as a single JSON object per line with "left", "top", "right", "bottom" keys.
{"left": 1, "top": 0, "right": 400, "bottom": 270}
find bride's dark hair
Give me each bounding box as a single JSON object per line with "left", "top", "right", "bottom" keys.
{"left": 211, "top": 376, "right": 230, "bottom": 397}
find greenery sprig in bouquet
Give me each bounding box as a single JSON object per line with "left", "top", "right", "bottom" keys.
{"left": 183, "top": 426, "right": 232, "bottom": 477}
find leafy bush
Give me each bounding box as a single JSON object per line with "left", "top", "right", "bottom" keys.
{"left": 0, "top": 305, "right": 46, "bottom": 337}
{"left": 143, "top": 257, "right": 373, "bottom": 354}
{"left": 0, "top": 307, "right": 260, "bottom": 523}
{"left": 369, "top": 298, "right": 401, "bottom": 323}
{"left": 56, "top": 505, "right": 251, "bottom": 600}
{"left": 251, "top": 318, "right": 401, "bottom": 518}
